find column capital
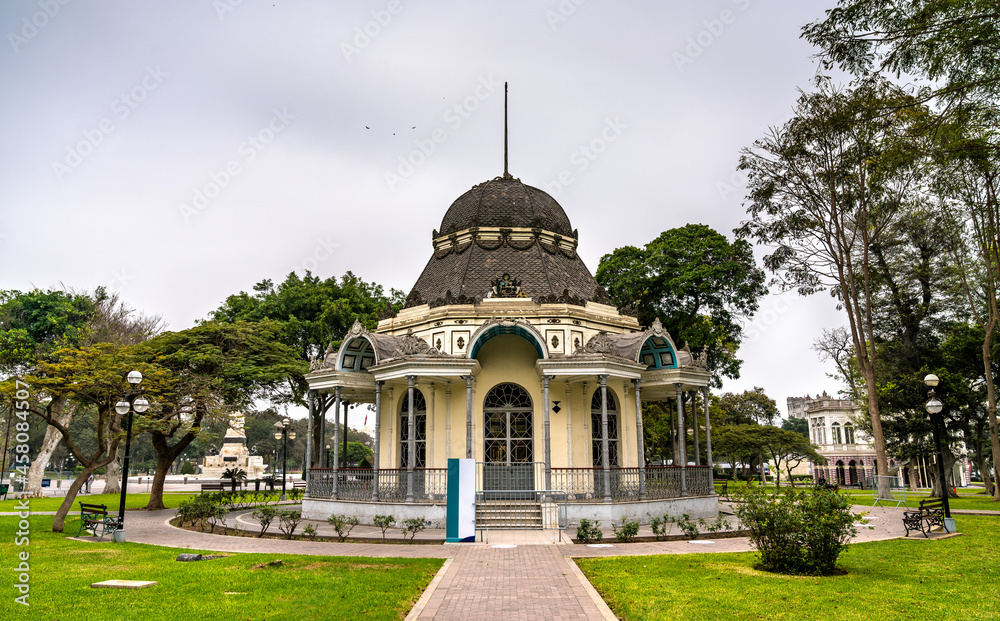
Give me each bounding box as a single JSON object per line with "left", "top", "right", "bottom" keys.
{"left": 598, "top": 374, "right": 608, "bottom": 385}
{"left": 375, "top": 380, "right": 384, "bottom": 389}
{"left": 406, "top": 375, "right": 416, "bottom": 385}
{"left": 541, "top": 374, "right": 553, "bottom": 383}
{"left": 334, "top": 386, "right": 342, "bottom": 397}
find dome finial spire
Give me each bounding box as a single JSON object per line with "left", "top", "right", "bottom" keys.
{"left": 503, "top": 82, "right": 512, "bottom": 179}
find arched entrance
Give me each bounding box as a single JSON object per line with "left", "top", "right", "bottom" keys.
{"left": 591, "top": 390, "right": 619, "bottom": 467}
{"left": 848, "top": 460, "right": 858, "bottom": 486}
{"left": 482, "top": 382, "right": 534, "bottom": 493}
{"left": 835, "top": 460, "right": 846, "bottom": 485}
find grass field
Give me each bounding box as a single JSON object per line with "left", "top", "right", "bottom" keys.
{"left": 0, "top": 515, "right": 442, "bottom": 621}
{"left": 0, "top": 493, "right": 197, "bottom": 513}
{"left": 577, "top": 514, "right": 1000, "bottom": 621}
{"left": 714, "top": 482, "right": 1000, "bottom": 511}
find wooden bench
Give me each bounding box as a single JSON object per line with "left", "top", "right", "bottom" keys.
{"left": 76, "top": 502, "right": 118, "bottom": 541}
{"left": 903, "top": 498, "right": 945, "bottom": 538}
{"left": 200, "top": 482, "right": 225, "bottom": 492}
{"left": 292, "top": 481, "right": 306, "bottom": 489}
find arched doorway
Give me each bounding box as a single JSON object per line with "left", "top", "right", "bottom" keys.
{"left": 835, "top": 460, "right": 846, "bottom": 485}
{"left": 848, "top": 460, "right": 858, "bottom": 486}
{"left": 591, "top": 390, "right": 620, "bottom": 467}
{"left": 483, "top": 383, "right": 534, "bottom": 493}
{"left": 399, "top": 389, "right": 426, "bottom": 468}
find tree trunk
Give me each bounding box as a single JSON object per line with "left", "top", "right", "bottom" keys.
{"left": 52, "top": 464, "right": 101, "bottom": 532}
{"left": 104, "top": 452, "right": 121, "bottom": 495}
{"left": 144, "top": 453, "right": 177, "bottom": 510}
{"left": 25, "top": 426, "right": 64, "bottom": 496}
{"left": 25, "top": 399, "right": 73, "bottom": 496}
{"left": 976, "top": 451, "right": 994, "bottom": 496}
{"left": 908, "top": 457, "right": 920, "bottom": 492}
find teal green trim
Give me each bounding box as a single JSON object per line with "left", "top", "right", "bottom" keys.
{"left": 469, "top": 325, "right": 545, "bottom": 359}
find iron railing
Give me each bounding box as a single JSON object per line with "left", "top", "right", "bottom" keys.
{"left": 306, "top": 468, "right": 447, "bottom": 502}
{"left": 308, "top": 465, "right": 713, "bottom": 503}
{"left": 475, "top": 489, "right": 567, "bottom": 540}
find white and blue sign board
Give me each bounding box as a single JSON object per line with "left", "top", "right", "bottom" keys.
{"left": 446, "top": 458, "right": 476, "bottom": 542}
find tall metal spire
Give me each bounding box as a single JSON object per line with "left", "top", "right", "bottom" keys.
{"left": 503, "top": 82, "right": 510, "bottom": 179}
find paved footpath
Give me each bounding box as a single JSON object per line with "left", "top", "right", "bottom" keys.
{"left": 82, "top": 504, "right": 945, "bottom": 620}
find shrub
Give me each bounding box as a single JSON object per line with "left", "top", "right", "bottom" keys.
{"left": 401, "top": 517, "right": 426, "bottom": 542}
{"left": 207, "top": 504, "right": 229, "bottom": 532}
{"left": 650, "top": 515, "right": 674, "bottom": 540}
{"left": 576, "top": 519, "right": 603, "bottom": 543}
{"left": 328, "top": 514, "right": 360, "bottom": 542}
{"left": 251, "top": 505, "right": 279, "bottom": 538}
{"left": 676, "top": 513, "right": 699, "bottom": 540}
{"left": 373, "top": 514, "right": 396, "bottom": 540}
{"left": 177, "top": 495, "right": 222, "bottom": 529}
{"left": 179, "top": 461, "right": 196, "bottom": 475}
{"left": 734, "top": 485, "right": 862, "bottom": 575}
{"left": 278, "top": 510, "right": 303, "bottom": 539}
{"left": 302, "top": 524, "right": 318, "bottom": 540}
{"left": 612, "top": 517, "right": 640, "bottom": 543}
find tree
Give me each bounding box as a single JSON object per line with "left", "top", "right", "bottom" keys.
{"left": 737, "top": 80, "right": 933, "bottom": 498}
{"left": 803, "top": 1, "right": 1000, "bottom": 120}
{"left": 781, "top": 417, "right": 809, "bottom": 439}
{"left": 596, "top": 224, "right": 767, "bottom": 385}
{"left": 714, "top": 388, "right": 780, "bottom": 426}
{"left": 757, "top": 426, "right": 827, "bottom": 488}
{"left": 210, "top": 271, "right": 402, "bottom": 468}
{"left": 338, "top": 441, "right": 373, "bottom": 467}
{"left": 137, "top": 320, "right": 304, "bottom": 510}
{"left": 0, "top": 288, "right": 161, "bottom": 496}
{"left": 2, "top": 344, "right": 166, "bottom": 531}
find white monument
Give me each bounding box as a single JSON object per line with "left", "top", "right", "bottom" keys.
{"left": 200, "top": 414, "right": 267, "bottom": 479}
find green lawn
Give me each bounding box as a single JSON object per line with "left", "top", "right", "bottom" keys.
{"left": 0, "top": 515, "right": 442, "bottom": 621}
{"left": 0, "top": 493, "right": 197, "bottom": 513}
{"left": 577, "top": 514, "right": 1000, "bottom": 621}
{"left": 715, "top": 482, "right": 1000, "bottom": 511}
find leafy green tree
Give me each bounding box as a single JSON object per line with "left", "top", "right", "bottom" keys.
{"left": 137, "top": 320, "right": 305, "bottom": 510}
{"left": 596, "top": 224, "right": 766, "bottom": 385}
{"left": 781, "top": 417, "right": 809, "bottom": 439}
{"left": 210, "top": 271, "right": 402, "bottom": 467}
{"left": 337, "top": 441, "right": 374, "bottom": 467}
{"left": 714, "top": 388, "right": 779, "bottom": 426}
{"left": 738, "top": 80, "right": 935, "bottom": 498}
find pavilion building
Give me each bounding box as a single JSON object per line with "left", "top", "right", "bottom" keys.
{"left": 303, "top": 172, "right": 717, "bottom": 528}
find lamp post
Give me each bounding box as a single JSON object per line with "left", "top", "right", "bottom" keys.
{"left": 325, "top": 444, "right": 331, "bottom": 468}
{"left": 273, "top": 419, "right": 295, "bottom": 501}
{"left": 113, "top": 370, "right": 150, "bottom": 541}
{"left": 923, "top": 374, "right": 955, "bottom": 533}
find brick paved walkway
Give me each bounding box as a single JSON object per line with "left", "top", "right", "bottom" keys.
{"left": 89, "top": 504, "right": 931, "bottom": 620}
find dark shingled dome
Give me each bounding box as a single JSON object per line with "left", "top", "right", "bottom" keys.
{"left": 438, "top": 176, "right": 575, "bottom": 237}
{"left": 403, "top": 176, "right": 609, "bottom": 309}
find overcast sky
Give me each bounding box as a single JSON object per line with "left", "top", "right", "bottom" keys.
{"left": 1, "top": 0, "right": 850, "bottom": 427}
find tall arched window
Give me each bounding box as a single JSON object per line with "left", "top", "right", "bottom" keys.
{"left": 591, "top": 390, "right": 619, "bottom": 467}
{"left": 831, "top": 422, "right": 842, "bottom": 444}
{"left": 399, "top": 389, "right": 426, "bottom": 467}
{"left": 483, "top": 383, "right": 533, "bottom": 464}
{"left": 844, "top": 422, "right": 855, "bottom": 444}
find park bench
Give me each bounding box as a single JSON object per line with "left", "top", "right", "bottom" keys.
{"left": 718, "top": 480, "right": 729, "bottom": 500}
{"left": 902, "top": 498, "right": 945, "bottom": 538}
{"left": 292, "top": 481, "right": 306, "bottom": 489}
{"left": 200, "top": 481, "right": 225, "bottom": 492}
{"left": 76, "top": 502, "right": 118, "bottom": 541}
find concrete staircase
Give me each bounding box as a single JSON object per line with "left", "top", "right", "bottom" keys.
{"left": 476, "top": 499, "right": 543, "bottom": 529}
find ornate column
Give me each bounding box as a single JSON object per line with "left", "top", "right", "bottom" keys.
{"left": 406, "top": 376, "right": 416, "bottom": 503}
{"left": 565, "top": 383, "right": 573, "bottom": 468}
{"left": 428, "top": 383, "right": 435, "bottom": 468}
{"left": 372, "top": 381, "right": 382, "bottom": 502}
{"left": 600, "top": 375, "right": 611, "bottom": 503}
{"left": 691, "top": 390, "right": 701, "bottom": 465}
{"left": 445, "top": 384, "right": 452, "bottom": 460}
{"left": 332, "top": 387, "right": 341, "bottom": 497}
{"left": 464, "top": 375, "right": 473, "bottom": 459}
{"left": 633, "top": 379, "right": 645, "bottom": 500}
{"left": 703, "top": 388, "right": 713, "bottom": 471}
{"left": 317, "top": 391, "right": 325, "bottom": 470}
{"left": 305, "top": 389, "right": 314, "bottom": 485}
{"left": 674, "top": 383, "right": 687, "bottom": 495}
{"left": 342, "top": 400, "right": 350, "bottom": 467}
{"left": 542, "top": 375, "right": 552, "bottom": 492}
